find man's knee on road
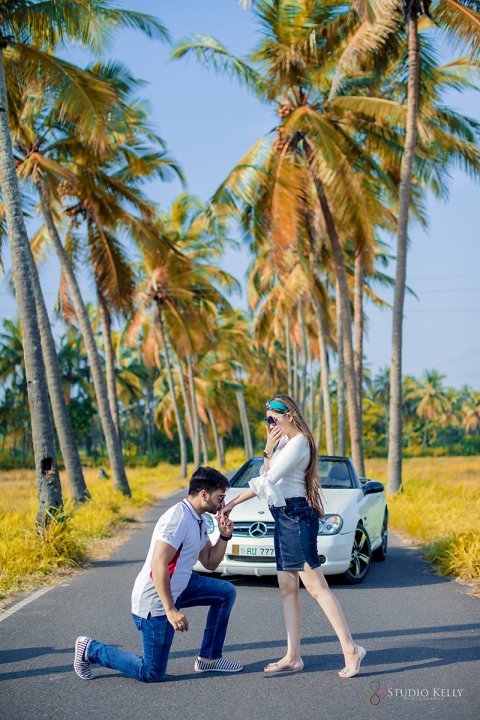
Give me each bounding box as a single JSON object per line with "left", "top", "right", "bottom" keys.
{"left": 142, "top": 666, "right": 166, "bottom": 683}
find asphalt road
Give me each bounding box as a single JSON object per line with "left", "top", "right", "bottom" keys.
{"left": 1, "top": 490, "right": 479, "bottom": 720}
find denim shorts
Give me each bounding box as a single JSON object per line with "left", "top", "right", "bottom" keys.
{"left": 269, "top": 497, "right": 322, "bottom": 572}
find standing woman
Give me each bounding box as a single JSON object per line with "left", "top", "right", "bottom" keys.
{"left": 221, "top": 394, "right": 366, "bottom": 678}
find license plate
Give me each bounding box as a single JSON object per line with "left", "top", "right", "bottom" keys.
{"left": 231, "top": 545, "right": 275, "bottom": 557}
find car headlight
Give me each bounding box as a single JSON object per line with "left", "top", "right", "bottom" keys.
{"left": 204, "top": 513, "right": 216, "bottom": 534}
{"left": 318, "top": 514, "right": 343, "bottom": 535}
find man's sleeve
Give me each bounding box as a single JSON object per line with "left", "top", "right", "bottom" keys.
{"left": 154, "top": 505, "right": 187, "bottom": 550}
{"left": 248, "top": 435, "right": 309, "bottom": 502}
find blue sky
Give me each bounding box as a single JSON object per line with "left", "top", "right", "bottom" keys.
{"left": 1, "top": 0, "right": 479, "bottom": 389}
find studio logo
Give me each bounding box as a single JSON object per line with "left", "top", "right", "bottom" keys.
{"left": 363, "top": 684, "right": 464, "bottom": 705}
{"left": 364, "top": 681, "right": 388, "bottom": 705}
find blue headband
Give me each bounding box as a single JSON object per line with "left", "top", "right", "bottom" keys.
{"left": 266, "top": 400, "right": 289, "bottom": 413}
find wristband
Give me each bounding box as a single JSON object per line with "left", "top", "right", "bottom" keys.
{"left": 263, "top": 451, "right": 271, "bottom": 459}
{"left": 219, "top": 533, "right": 232, "bottom": 542}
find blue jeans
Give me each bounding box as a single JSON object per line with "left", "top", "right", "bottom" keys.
{"left": 86, "top": 573, "right": 237, "bottom": 682}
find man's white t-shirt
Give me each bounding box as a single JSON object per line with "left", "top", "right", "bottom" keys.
{"left": 131, "top": 499, "right": 210, "bottom": 618}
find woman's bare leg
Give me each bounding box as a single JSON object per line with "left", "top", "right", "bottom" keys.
{"left": 299, "top": 563, "right": 361, "bottom": 675}
{"left": 270, "top": 570, "right": 302, "bottom": 667}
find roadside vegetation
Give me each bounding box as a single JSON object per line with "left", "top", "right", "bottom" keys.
{"left": 1, "top": 452, "right": 478, "bottom": 605}
{"left": 366, "top": 456, "right": 480, "bottom": 588}
{"left": 0, "top": 449, "right": 244, "bottom": 602}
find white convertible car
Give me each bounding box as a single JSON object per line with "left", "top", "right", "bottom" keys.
{"left": 194, "top": 455, "right": 388, "bottom": 584}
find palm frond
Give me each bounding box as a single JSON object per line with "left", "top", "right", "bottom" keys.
{"left": 171, "top": 35, "right": 265, "bottom": 94}
{"left": 433, "top": 0, "right": 480, "bottom": 59}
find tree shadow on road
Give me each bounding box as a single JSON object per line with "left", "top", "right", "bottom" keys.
{"left": 0, "top": 646, "right": 71, "bottom": 664}
{"left": 224, "top": 542, "right": 453, "bottom": 592}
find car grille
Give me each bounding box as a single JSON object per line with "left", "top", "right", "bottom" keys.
{"left": 232, "top": 522, "right": 275, "bottom": 538}
{"left": 226, "top": 553, "right": 327, "bottom": 564}
{"left": 226, "top": 555, "right": 276, "bottom": 564}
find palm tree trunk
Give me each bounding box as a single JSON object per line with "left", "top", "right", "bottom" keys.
{"left": 157, "top": 311, "right": 188, "bottom": 478}
{"left": 37, "top": 181, "right": 130, "bottom": 496}
{"left": 28, "top": 242, "right": 89, "bottom": 503}
{"left": 308, "top": 344, "right": 315, "bottom": 429}
{"left": 354, "top": 252, "right": 364, "bottom": 436}
{"left": 309, "top": 171, "right": 364, "bottom": 475}
{"left": 316, "top": 382, "right": 323, "bottom": 449}
{"left": 285, "top": 316, "right": 292, "bottom": 395}
{"left": 208, "top": 409, "right": 224, "bottom": 467}
{"left": 200, "top": 423, "right": 209, "bottom": 464}
{"left": 293, "top": 342, "right": 298, "bottom": 401}
{"left": 388, "top": 13, "right": 419, "bottom": 495}
{"left": 186, "top": 353, "right": 201, "bottom": 467}
{"left": 175, "top": 355, "right": 195, "bottom": 459}
{"left": 97, "top": 291, "right": 122, "bottom": 450}
{"left": 236, "top": 389, "right": 253, "bottom": 458}
{"left": 335, "top": 279, "right": 346, "bottom": 456}
{"left": 299, "top": 302, "right": 307, "bottom": 411}
{"left": 145, "top": 377, "right": 153, "bottom": 455}
{"left": 0, "top": 52, "right": 63, "bottom": 525}
{"left": 311, "top": 295, "right": 335, "bottom": 454}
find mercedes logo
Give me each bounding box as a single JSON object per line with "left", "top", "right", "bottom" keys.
{"left": 249, "top": 521, "right": 267, "bottom": 538}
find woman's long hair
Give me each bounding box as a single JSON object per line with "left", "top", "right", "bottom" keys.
{"left": 272, "top": 394, "right": 324, "bottom": 518}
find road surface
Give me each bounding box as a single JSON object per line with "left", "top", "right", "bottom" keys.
{"left": 1, "top": 490, "right": 479, "bottom": 720}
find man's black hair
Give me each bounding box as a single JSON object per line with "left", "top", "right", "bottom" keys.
{"left": 188, "top": 466, "right": 229, "bottom": 496}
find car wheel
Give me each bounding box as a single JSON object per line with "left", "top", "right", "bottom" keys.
{"left": 341, "top": 525, "right": 371, "bottom": 584}
{"left": 372, "top": 512, "right": 388, "bottom": 562}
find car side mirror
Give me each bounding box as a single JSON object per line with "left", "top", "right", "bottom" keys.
{"left": 362, "top": 480, "right": 385, "bottom": 495}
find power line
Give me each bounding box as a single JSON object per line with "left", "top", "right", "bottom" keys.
{"left": 433, "top": 345, "right": 480, "bottom": 370}
{"left": 448, "top": 370, "right": 480, "bottom": 385}
{"left": 414, "top": 289, "right": 480, "bottom": 293}
{"left": 408, "top": 273, "right": 479, "bottom": 280}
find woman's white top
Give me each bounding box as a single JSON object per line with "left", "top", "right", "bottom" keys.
{"left": 248, "top": 433, "right": 310, "bottom": 507}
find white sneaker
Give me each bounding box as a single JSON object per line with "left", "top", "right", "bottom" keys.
{"left": 194, "top": 657, "right": 243, "bottom": 673}
{"left": 74, "top": 636, "right": 92, "bottom": 680}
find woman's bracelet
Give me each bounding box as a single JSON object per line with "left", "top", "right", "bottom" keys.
{"left": 219, "top": 533, "right": 232, "bottom": 542}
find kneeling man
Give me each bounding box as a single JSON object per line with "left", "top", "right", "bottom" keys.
{"left": 74, "top": 466, "right": 242, "bottom": 682}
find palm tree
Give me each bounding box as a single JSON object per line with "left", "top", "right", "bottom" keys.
{"left": 0, "top": 1, "right": 168, "bottom": 518}
{"left": 14, "top": 63, "right": 182, "bottom": 495}
{"left": 247, "top": 223, "right": 337, "bottom": 452}
{"left": 173, "top": 23, "right": 376, "bottom": 472}
{"left": 462, "top": 392, "right": 480, "bottom": 435}
{"left": 407, "top": 369, "right": 451, "bottom": 446}
{"left": 171, "top": 3, "right": 406, "bottom": 474}
{"left": 150, "top": 194, "right": 237, "bottom": 464}
{"left": 0, "top": 318, "right": 30, "bottom": 461}
{"left": 28, "top": 241, "right": 90, "bottom": 502}
{"left": 128, "top": 201, "right": 234, "bottom": 472}
{"left": 384, "top": 0, "right": 480, "bottom": 492}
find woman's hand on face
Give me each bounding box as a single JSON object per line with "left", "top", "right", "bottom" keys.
{"left": 265, "top": 423, "right": 283, "bottom": 455}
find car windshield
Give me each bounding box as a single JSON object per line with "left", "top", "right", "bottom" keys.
{"left": 229, "top": 457, "right": 354, "bottom": 489}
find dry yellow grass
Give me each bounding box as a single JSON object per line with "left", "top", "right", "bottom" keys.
{"left": 3, "top": 453, "right": 477, "bottom": 603}
{"left": 365, "top": 456, "right": 480, "bottom": 584}
{"left": 0, "top": 450, "right": 244, "bottom": 602}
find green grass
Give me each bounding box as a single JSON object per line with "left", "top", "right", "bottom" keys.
{"left": 365, "top": 456, "right": 480, "bottom": 585}
{"left": 0, "top": 450, "right": 244, "bottom": 602}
